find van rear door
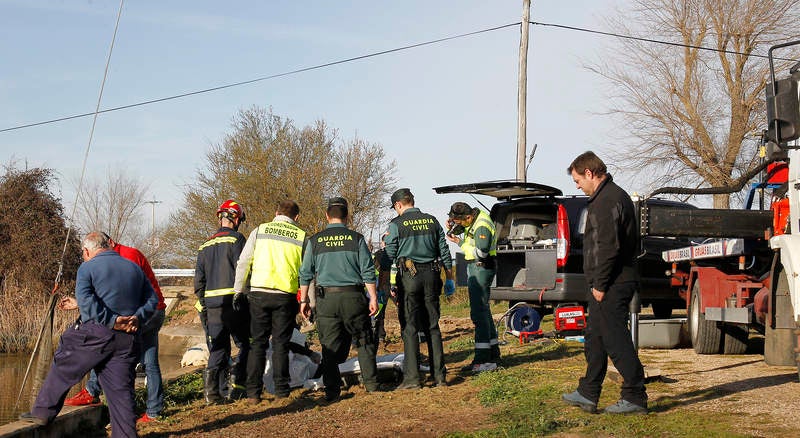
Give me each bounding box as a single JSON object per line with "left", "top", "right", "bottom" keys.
{"left": 434, "top": 181, "right": 564, "bottom": 297}
{"left": 433, "top": 180, "right": 562, "bottom": 199}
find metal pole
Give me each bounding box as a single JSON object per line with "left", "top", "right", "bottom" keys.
{"left": 145, "top": 200, "right": 161, "bottom": 247}
{"left": 630, "top": 291, "right": 641, "bottom": 350}
{"left": 517, "top": 0, "right": 531, "bottom": 182}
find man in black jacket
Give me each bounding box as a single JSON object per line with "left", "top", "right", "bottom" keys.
{"left": 195, "top": 199, "right": 251, "bottom": 404}
{"left": 561, "top": 151, "right": 647, "bottom": 415}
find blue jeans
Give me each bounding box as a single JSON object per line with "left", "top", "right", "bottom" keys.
{"left": 86, "top": 309, "right": 165, "bottom": 417}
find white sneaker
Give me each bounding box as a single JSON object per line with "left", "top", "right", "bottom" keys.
{"left": 471, "top": 362, "right": 498, "bottom": 373}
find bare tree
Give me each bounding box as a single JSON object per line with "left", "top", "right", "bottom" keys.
{"left": 161, "top": 106, "right": 397, "bottom": 266}
{"left": 595, "top": 0, "right": 800, "bottom": 207}
{"left": 335, "top": 136, "right": 398, "bottom": 233}
{"left": 73, "top": 165, "right": 150, "bottom": 242}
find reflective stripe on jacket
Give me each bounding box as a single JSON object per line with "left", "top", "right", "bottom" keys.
{"left": 194, "top": 227, "right": 246, "bottom": 307}
{"left": 461, "top": 210, "right": 497, "bottom": 261}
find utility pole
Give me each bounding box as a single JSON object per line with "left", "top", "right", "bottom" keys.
{"left": 517, "top": 0, "right": 531, "bottom": 182}
{"left": 144, "top": 199, "right": 161, "bottom": 247}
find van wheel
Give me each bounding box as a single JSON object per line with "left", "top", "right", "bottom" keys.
{"left": 650, "top": 301, "right": 673, "bottom": 319}
{"left": 764, "top": 270, "right": 796, "bottom": 366}
{"left": 688, "top": 282, "right": 723, "bottom": 354}
{"left": 722, "top": 323, "right": 748, "bottom": 354}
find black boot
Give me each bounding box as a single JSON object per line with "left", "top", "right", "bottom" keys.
{"left": 227, "top": 372, "right": 247, "bottom": 400}
{"left": 204, "top": 368, "right": 224, "bottom": 404}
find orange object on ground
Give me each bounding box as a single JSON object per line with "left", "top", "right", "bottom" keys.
{"left": 63, "top": 388, "right": 100, "bottom": 406}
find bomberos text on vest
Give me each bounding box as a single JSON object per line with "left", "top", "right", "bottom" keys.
{"left": 264, "top": 224, "right": 300, "bottom": 239}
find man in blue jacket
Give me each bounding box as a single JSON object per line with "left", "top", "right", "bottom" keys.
{"left": 20, "top": 231, "right": 158, "bottom": 437}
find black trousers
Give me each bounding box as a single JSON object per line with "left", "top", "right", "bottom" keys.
{"left": 578, "top": 281, "right": 647, "bottom": 407}
{"left": 400, "top": 265, "right": 445, "bottom": 384}
{"left": 206, "top": 304, "right": 251, "bottom": 390}
{"left": 246, "top": 291, "right": 299, "bottom": 398}
{"left": 316, "top": 290, "right": 377, "bottom": 395}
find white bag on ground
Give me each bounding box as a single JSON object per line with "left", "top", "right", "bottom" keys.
{"left": 181, "top": 343, "right": 209, "bottom": 367}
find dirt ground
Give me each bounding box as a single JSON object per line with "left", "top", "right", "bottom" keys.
{"left": 141, "top": 290, "right": 800, "bottom": 437}
{"left": 639, "top": 346, "right": 799, "bottom": 437}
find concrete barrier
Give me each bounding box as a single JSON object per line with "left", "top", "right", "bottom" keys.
{"left": 159, "top": 325, "right": 205, "bottom": 357}
{"left": 0, "top": 366, "right": 204, "bottom": 438}
{"left": 0, "top": 405, "right": 106, "bottom": 438}
{"left": 0, "top": 290, "right": 206, "bottom": 438}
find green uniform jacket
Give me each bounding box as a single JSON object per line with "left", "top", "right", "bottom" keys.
{"left": 299, "top": 223, "right": 376, "bottom": 287}
{"left": 460, "top": 209, "right": 496, "bottom": 261}
{"left": 384, "top": 207, "right": 453, "bottom": 269}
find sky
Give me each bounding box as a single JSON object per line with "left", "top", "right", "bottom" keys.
{"left": 0, "top": 0, "right": 622, "bottom": 236}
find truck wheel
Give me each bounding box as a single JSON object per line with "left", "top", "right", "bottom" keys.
{"left": 722, "top": 323, "right": 748, "bottom": 354}
{"left": 688, "top": 282, "right": 723, "bottom": 354}
{"left": 651, "top": 301, "right": 673, "bottom": 319}
{"left": 764, "top": 270, "right": 796, "bottom": 366}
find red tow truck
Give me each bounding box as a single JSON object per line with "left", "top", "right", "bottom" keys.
{"left": 644, "top": 41, "right": 800, "bottom": 372}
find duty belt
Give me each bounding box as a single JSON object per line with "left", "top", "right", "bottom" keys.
{"left": 320, "top": 285, "right": 365, "bottom": 293}
{"left": 398, "top": 258, "right": 439, "bottom": 278}
{"left": 405, "top": 261, "right": 437, "bottom": 272}
{"left": 467, "top": 257, "right": 496, "bottom": 268}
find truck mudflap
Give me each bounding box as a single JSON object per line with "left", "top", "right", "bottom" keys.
{"left": 704, "top": 307, "right": 751, "bottom": 324}
{"left": 770, "top": 233, "right": 800, "bottom": 323}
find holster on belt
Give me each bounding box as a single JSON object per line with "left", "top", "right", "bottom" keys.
{"left": 315, "top": 284, "right": 325, "bottom": 298}
{"left": 476, "top": 256, "right": 496, "bottom": 269}
{"left": 403, "top": 258, "right": 417, "bottom": 277}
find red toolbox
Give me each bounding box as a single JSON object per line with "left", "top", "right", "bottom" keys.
{"left": 554, "top": 303, "right": 586, "bottom": 334}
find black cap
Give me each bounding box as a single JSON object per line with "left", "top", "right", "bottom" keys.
{"left": 327, "top": 197, "right": 348, "bottom": 208}
{"left": 448, "top": 202, "right": 473, "bottom": 218}
{"left": 389, "top": 188, "right": 413, "bottom": 209}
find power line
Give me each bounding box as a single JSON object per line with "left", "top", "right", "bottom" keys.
{"left": 4, "top": 19, "right": 798, "bottom": 135}
{"left": 530, "top": 20, "right": 800, "bottom": 62}
{"left": 0, "top": 22, "right": 521, "bottom": 134}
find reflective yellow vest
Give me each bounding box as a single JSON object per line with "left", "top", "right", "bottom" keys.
{"left": 461, "top": 210, "right": 497, "bottom": 261}
{"left": 250, "top": 220, "right": 306, "bottom": 293}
